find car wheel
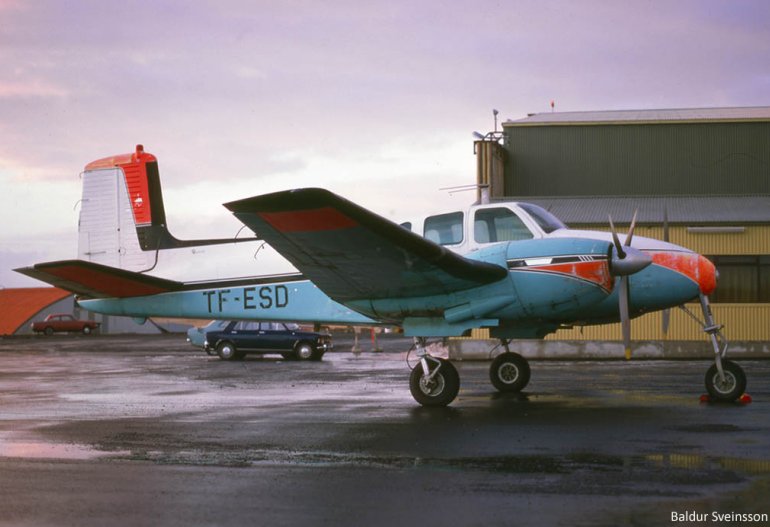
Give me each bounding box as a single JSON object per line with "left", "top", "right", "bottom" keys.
{"left": 44, "top": 327, "right": 54, "bottom": 336}
{"left": 82, "top": 326, "right": 92, "bottom": 335}
{"left": 294, "top": 341, "right": 314, "bottom": 361}
{"left": 216, "top": 341, "right": 240, "bottom": 361}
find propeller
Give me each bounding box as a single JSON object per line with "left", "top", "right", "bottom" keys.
{"left": 608, "top": 210, "right": 652, "bottom": 360}
{"left": 661, "top": 208, "right": 671, "bottom": 335}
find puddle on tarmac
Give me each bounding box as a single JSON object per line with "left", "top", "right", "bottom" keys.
{"left": 0, "top": 433, "right": 127, "bottom": 460}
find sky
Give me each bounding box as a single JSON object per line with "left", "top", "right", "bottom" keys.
{"left": 2, "top": 0, "right": 769, "bottom": 287}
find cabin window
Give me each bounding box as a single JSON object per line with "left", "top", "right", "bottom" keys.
{"left": 474, "top": 208, "right": 533, "bottom": 243}
{"left": 400, "top": 221, "right": 412, "bottom": 231}
{"left": 424, "top": 212, "right": 464, "bottom": 245}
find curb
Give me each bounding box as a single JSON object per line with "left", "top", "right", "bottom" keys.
{"left": 448, "top": 339, "right": 770, "bottom": 361}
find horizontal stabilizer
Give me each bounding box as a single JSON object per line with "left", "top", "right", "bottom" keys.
{"left": 225, "top": 188, "right": 507, "bottom": 301}
{"left": 15, "top": 260, "right": 183, "bottom": 298}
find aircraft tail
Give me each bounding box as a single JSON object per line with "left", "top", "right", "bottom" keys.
{"left": 15, "top": 259, "right": 183, "bottom": 298}
{"left": 77, "top": 144, "right": 257, "bottom": 272}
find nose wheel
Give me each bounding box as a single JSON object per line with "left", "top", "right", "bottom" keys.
{"left": 705, "top": 360, "right": 746, "bottom": 402}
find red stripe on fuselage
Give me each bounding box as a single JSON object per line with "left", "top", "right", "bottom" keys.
{"left": 260, "top": 207, "right": 358, "bottom": 232}
{"left": 517, "top": 260, "right": 613, "bottom": 293}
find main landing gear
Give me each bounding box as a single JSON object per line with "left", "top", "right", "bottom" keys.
{"left": 682, "top": 294, "right": 747, "bottom": 402}
{"left": 407, "top": 338, "right": 532, "bottom": 407}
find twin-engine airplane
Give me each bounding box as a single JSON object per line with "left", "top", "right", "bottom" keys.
{"left": 17, "top": 145, "right": 747, "bottom": 406}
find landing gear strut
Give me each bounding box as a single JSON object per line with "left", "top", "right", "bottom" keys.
{"left": 682, "top": 294, "right": 747, "bottom": 402}
{"left": 408, "top": 338, "right": 459, "bottom": 407}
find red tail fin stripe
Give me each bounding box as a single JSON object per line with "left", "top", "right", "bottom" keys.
{"left": 83, "top": 145, "right": 157, "bottom": 226}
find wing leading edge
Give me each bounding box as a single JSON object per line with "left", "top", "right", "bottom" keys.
{"left": 224, "top": 188, "right": 507, "bottom": 302}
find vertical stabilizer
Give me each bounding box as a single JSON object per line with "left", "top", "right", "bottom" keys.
{"left": 76, "top": 144, "right": 258, "bottom": 272}
{"left": 78, "top": 145, "right": 157, "bottom": 271}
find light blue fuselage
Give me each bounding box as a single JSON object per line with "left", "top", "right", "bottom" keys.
{"left": 80, "top": 236, "right": 701, "bottom": 338}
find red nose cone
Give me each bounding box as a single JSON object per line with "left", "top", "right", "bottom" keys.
{"left": 697, "top": 255, "right": 717, "bottom": 295}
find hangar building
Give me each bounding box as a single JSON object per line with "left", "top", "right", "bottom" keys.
{"left": 477, "top": 106, "right": 770, "bottom": 345}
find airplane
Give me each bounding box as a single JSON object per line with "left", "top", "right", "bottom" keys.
{"left": 16, "top": 145, "right": 747, "bottom": 407}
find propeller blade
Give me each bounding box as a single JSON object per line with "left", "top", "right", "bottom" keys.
{"left": 661, "top": 208, "right": 670, "bottom": 335}
{"left": 618, "top": 275, "right": 632, "bottom": 360}
{"left": 624, "top": 209, "right": 639, "bottom": 247}
{"left": 608, "top": 215, "right": 625, "bottom": 259}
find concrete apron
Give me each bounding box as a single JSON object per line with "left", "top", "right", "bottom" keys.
{"left": 448, "top": 340, "right": 770, "bottom": 361}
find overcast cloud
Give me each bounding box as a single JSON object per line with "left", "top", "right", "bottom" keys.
{"left": 2, "top": 0, "right": 769, "bottom": 287}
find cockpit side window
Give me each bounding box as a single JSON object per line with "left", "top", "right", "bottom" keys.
{"left": 518, "top": 203, "right": 567, "bottom": 233}
{"left": 424, "top": 212, "right": 464, "bottom": 245}
{"left": 474, "top": 207, "right": 533, "bottom": 243}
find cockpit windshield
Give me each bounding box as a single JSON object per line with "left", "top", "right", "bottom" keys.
{"left": 518, "top": 203, "right": 567, "bottom": 233}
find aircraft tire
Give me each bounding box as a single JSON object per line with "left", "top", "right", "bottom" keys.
{"left": 489, "top": 352, "right": 530, "bottom": 393}
{"left": 705, "top": 360, "right": 746, "bottom": 402}
{"left": 409, "top": 358, "right": 459, "bottom": 407}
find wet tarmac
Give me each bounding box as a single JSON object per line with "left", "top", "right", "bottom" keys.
{"left": 0, "top": 334, "right": 768, "bottom": 526}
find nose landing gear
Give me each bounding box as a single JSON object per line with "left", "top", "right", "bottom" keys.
{"left": 682, "top": 294, "right": 747, "bottom": 402}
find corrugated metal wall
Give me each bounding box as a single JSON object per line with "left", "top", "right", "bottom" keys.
{"left": 546, "top": 304, "right": 770, "bottom": 341}
{"left": 580, "top": 225, "right": 770, "bottom": 255}
{"left": 468, "top": 304, "right": 770, "bottom": 341}
{"left": 503, "top": 122, "right": 770, "bottom": 196}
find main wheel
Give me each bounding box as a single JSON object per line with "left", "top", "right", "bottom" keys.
{"left": 705, "top": 360, "right": 746, "bottom": 402}
{"left": 489, "top": 352, "right": 530, "bottom": 393}
{"left": 409, "top": 358, "right": 460, "bottom": 407}
{"left": 216, "top": 341, "right": 241, "bottom": 361}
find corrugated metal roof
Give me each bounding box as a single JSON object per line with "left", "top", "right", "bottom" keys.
{"left": 502, "top": 195, "right": 770, "bottom": 224}
{"left": 504, "top": 106, "right": 770, "bottom": 126}
{"left": 0, "top": 287, "right": 71, "bottom": 335}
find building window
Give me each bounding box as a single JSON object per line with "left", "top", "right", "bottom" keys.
{"left": 474, "top": 207, "right": 533, "bottom": 243}
{"left": 424, "top": 212, "right": 464, "bottom": 245}
{"left": 708, "top": 256, "right": 770, "bottom": 303}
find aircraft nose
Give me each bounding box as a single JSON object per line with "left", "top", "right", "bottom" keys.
{"left": 697, "top": 254, "right": 717, "bottom": 295}
{"left": 650, "top": 251, "right": 717, "bottom": 297}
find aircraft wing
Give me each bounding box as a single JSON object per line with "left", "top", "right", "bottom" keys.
{"left": 224, "top": 188, "right": 507, "bottom": 302}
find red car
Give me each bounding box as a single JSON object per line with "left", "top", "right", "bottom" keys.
{"left": 31, "top": 314, "right": 100, "bottom": 336}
